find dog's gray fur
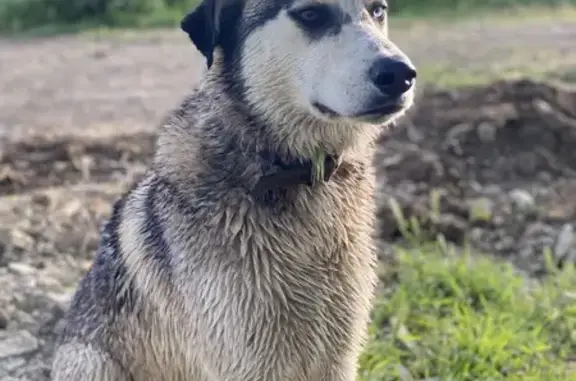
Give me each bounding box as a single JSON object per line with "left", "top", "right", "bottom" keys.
{"left": 51, "top": 0, "right": 416, "bottom": 379}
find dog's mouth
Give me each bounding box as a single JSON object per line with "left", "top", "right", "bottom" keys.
{"left": 312, "top": 99, "right": 407, "bottom": 122}
{"left": 354, "top": 103, "right": 404, "bottom": 119}
{"left": 312, "top": 102, "right": 340, "bottom": 118}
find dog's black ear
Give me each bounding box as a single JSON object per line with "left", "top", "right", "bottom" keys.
{"left": 181, "top": 0, "right": 221, "bottom": 69}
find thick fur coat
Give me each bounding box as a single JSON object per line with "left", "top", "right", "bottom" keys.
{"left": 51, "top": 0, "right": 416, "bottom": 379}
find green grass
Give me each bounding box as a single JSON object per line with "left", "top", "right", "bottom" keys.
{"left": 358, "top": 243, "right": 576, "bottom": 380}
{"left": 388, "top": 0, "right": 576, "bottom": 17}
{"left": 417, "top": 60, "right": 576, "bottom": 88}
{"left": 389, "top": 3, "right": 576, "bottom": 30}
{"left": 3, "top": 2, "right": 576, "bottom": 90}
{"left": 1, "top": 0, "right": 576, "bottom": 35}
{"left": 0, "top": 0, "right": 198, "bottom": 34}
{"left": 358, "top": 197, "right": 576, "bottom": 380}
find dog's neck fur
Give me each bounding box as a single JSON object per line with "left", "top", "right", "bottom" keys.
{"left": 154, "top": 62, "right": 378, "bottom": 195}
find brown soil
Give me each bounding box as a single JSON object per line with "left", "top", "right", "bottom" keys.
{"left": 1, "top": 18, "right": 576, "bottom": 380}
{"left": 376, "top": 79, "right": 576, "bottom": 274}
{"left": 0, "top": 134, "right": 154, "bottom": 195}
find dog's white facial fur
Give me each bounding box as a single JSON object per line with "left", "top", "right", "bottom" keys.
{"left": 240, "top": 0, "right": 415, "bottom": 128}
{"left": 181, "top": 0, "right": 416, "bottom": 158}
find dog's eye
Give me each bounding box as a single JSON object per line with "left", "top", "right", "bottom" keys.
{"left": 290, "top": 5, "right": 335, "bottom": 30}
{"left": 299, "top": 9, "right": 319, "bottom": 22}
{"left": 369, "top": 2, "right": 387, "bottom": 21}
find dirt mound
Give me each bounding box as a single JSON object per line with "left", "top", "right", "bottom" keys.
{"left": 1, "top": 78, "right": 576, "bottom": 379}
{"left": 376, "top": 79, "right": 576, "bottom": 275}
{"left": 0, "top": 133, "right": 155, "bottom": 195}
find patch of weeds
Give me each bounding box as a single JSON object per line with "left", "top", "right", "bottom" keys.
{"left": 388, "top": 0, "right": 576, "bottom": 18}
{"left": 3, "top": 0, "right": 576, "bottom": 35}
{"left": 0, "top": 0, "right": 199, "bottom": 34}
{"left": 359, "top": 196, "right": 576, "bottom": 380}
{"left": 360, "top": 244, "right": 576, "bottom": 380}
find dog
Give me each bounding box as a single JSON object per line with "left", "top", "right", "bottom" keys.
{"left": 50, "top": 0, "right": 416, "bottom": 379}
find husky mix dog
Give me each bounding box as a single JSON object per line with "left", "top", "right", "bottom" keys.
{"left": 51, "top": 0, "right": 416, "bottom": 379}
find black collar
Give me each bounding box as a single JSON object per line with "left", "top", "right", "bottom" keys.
{"left": 251, "top": 153, "right": 340, "bottom": 197}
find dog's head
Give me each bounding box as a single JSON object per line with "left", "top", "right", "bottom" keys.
{"left": 182, "top": 0, "right": 416, "bottom": 152}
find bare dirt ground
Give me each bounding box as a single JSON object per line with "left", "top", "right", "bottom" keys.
{"left": 1, "top": 17, "right": 576, "bottom": 380}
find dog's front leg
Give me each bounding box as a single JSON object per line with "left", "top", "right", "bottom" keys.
{"left": 319, "top": 355, "right": 359, "bottom": 381}
{"left": 51, "top": 342, "right": 130, "bottom": 381}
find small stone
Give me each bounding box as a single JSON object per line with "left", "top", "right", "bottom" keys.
{"left": 447, "top": 123, "right": 474, "bottom": 141}
{"left": 468, "top": 197, "right": 495, "bottom": 223}
{"left": 509, "top": 189, "right": 535, "bottom": 213}
{"left": 61, "top": 199, "right": 84, "bottom": 217}
{"left": 482, "top": 185, "right": 502, "bottom": 197}
{"left": 469, "top": 227, "right": 484, "bottom": 241}
{"left": 36, "top": 276, "right": 62, "bottom": 291}
{"left": 406, "top": 125, "right": 424, "bottom": 143}
{"left": 399, "top": 151, "right": 444, "bottom": 183}
{"left": 10, "top": 229, "right": 35, "bottom": 253}
{"left": 7, "top": 262, "right": 36, "bottom": 276}
{"left": 514, "top": 153, "right": 539, "bottom": 177}
{"left": 476, "top": 122, "right": 497, "bottom": 143}
{"left": 0, "top": 229, "right": 10, "bottom": 267}
{"left": 533, "top": 99, "right": 553, "bottom": 114}
{"left": 554, "top": 224, "right": 574, "bottom": 261}
{"left": 444, "top": 123, "right": 474, "bottom": 156}
{"left": 493, "top": 215, "right": 505, "bottom": 226}
{"left": 46, "top": 291, "right": 73, "bottom": 311}
{"left": 434, "top": 214, "right": 468, "bottom": 243}
{"left": 31, "top": 193, "right": 51, "bottom": 207}
{"left": 0, "top": 356, "right": 25, "bottom": 372}
{"left": 92, "top": 49, "right": 108, "bottom": 59}
{"left": 0, "top": 377, "right": 21, "bottom": 381}
{"left": 494, "top": 236, "right": 515, "bottom": 252}
{"left": 0, "top": 312, "right": 7, "bottom": 329}
{"left": 79, "top": 260, "right": 93, "bottom": 272}
{"left": 52, "top": 317, "right": 68, "bottom": 338}
{"left": 0, "top": 331, "right": 38, "bottom": 359}
{"left": 39, "top": 302, "right": 68, "bottom": 336}
{"left": 537, "top": 172, "right": 553, "bottom": 183}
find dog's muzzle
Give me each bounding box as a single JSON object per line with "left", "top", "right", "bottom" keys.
{"left": 348, "top": 56, "right": 416, "bottom": 121}
{"left": 313, "top": 56, "right": 416, "bottom": 122}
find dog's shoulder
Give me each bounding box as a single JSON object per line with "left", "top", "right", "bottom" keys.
{"left": 58, "top": 181, "right": 140, "bottom": 342}
{"left": 59, "top": 174, "right": 178, "bottom": 335}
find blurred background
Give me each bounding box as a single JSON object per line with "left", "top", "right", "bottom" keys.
{"left": 0, "top": 1, "right": 575, "bottom": 380}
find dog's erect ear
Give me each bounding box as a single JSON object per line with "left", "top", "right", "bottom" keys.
{"left": 181, "top": 0, "right": 225, "bottom": 69}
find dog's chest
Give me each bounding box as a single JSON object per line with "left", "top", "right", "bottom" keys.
{"left": 170, "top": 182, "right": 377, "bottom": 378}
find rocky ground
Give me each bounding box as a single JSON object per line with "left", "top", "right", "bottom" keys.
{"left": 375, "top": 79, "right": 576, "bottom": 275}
{"left": 1, "top": 17, "right": 576, "bottom": 381}
{"left": 1, "top": 79, "right": 575, "bottom": 380}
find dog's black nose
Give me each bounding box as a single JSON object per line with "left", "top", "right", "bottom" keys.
{"left": 369, "top": 57, "right": 417, "bottom": 97}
